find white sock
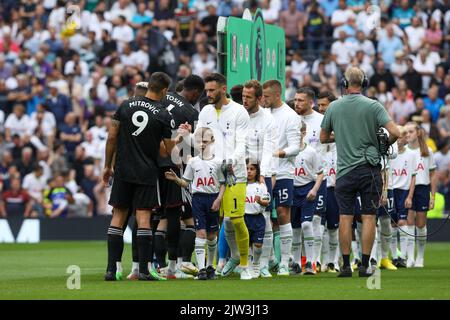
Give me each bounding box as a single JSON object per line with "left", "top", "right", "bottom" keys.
{"left": 248, "top": 246, "right": 253, "bottom": 265}
{"left": 321, "top": 228, "right": 330, "bottom": 266}
{"left": 351, "top": 240, "right": 360, "bottom": 261}
{"left": 116, "top": 261, "right": 123, "bottom": 273}
{"left": 260, "top": 212, "right": 273, "bottom": 268}
{"left": 416, "top": 226, "right": 427, "bottom": 261}
{"left": 380, "top": 217, "right": 391, "bottom": 259}
{"left": 370, "top": 227, "right": 378, "bottom": 262}
{"left": 224, "top": 217, "right": 240, "bottom": 260}
{"left": 168, "top": 259, "right": 177, "bottom": 273}
{"left": 390, "top": 227, "right": 398, "bottom": 259}
{"left": 399, "top": 225, "right": 408, "bottom": 259}
{"left": 292, "top": 228, "right": 302, "bottom": 264}
{"left": 177, "top": 257, "right": 183, "bottom": 269}
{"left": 328, "top": 228, "right": 338, "bottom": 266}
{"left": 302, "top": 221, "right": 315, "bottom": 263}
{"left": 356, "top": 222, "right": 362, "bottom": 256}
{"left": 406, "top": 225, "right": 415, "bottom": 261}
{"left": 312, "top": 216, "right": 322, "bottom": 263}
{"left": 206, "top": 237, "right": 217, "bottom": 267}
{"left": 279, "top": 223, "right": 293, "bottom": 266}
{"left": 253, "top": 245, "right": 262, "bottom": 267}
{"left": 195, "top": 237, "right": 206, "bottom": 270}
{"left": 377, "top": 226, "right": 382, "bottom": 262}
{"left": 132, "top": 261, "right": 139, "bottom": 272}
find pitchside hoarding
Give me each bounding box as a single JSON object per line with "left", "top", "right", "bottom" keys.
{"left": 218, "top": 9, "right": 286, "bottom": 94}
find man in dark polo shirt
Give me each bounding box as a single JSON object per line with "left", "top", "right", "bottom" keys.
{"left": 320, "top": 67, "right": 400, "bottom": 277}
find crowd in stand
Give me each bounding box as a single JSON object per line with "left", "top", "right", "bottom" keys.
{"left": 0, "top": 0, "right": 450, "bottom": 218}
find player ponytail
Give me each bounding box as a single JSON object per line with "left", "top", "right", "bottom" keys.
{"left": 407, "top": 122, "right": 429, "bottom": 157}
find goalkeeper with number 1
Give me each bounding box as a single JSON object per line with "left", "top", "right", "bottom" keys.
{"left": 178, "top": 73, "right": 252, "bottom": 280}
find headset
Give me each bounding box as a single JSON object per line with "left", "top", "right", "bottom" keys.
{"left": 340, "top": 70, "right": 369, "bottom": 91}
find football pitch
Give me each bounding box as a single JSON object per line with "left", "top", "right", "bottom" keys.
{"left": 1, "top": 241, "right": 450, "bottom": 300}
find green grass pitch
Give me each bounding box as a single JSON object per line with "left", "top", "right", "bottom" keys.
{"left": 1, "top": 241, "right": 450, "bottom": 300}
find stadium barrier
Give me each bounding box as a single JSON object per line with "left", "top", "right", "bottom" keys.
{"left": 1, "top": 216, "right": 450, "bottom": 243}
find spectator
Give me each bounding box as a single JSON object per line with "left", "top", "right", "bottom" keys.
{"left": 198, "top": 4, "right": 218, "bottom": 44}
{"left": 0, "top": 175, "right": 33, "bottom": 218}
{"left": 425, "top": 19, "right": 443, "bottom": 53}
{"left": 391, "top": 51, "right": 408, "bottom": 84}
{"left": 405, "top": 17, "right": 426, "bottom": 54}
{"left": 279, "top": 0, "right": 305, "bottom": 51}
{"left": 424, "top": 85, "right": 445, "bottom": 123}
{"left": 191, "top": 43, "right": 215, "bottom": 77}
{"left": 434, "top": 141, "right": 450, "bottom": 172}
{"left": 111, "top": 15, "right": 134, "bottom": 53}
{"left": 438, "top": 104, "right": 450, "bottom": 140}
{"left": 438, "top": 74, "right": 450, "bottom": 100}
{"left": 59, "top": 112, "right": 82, "bottom": 163}
{"left": 414, "top": 48, "right": 438, "bottom": 95}
{"left": 45, "top": 82, "right": 72, "bottom": 128}
{"left": 351, "top": 31, "right": 375, "bottom": 62}
{"left": 377, "top": 24, "right": 404, "bottom": 68}
{"left": 291, "top": 50, "right": 309, "bottom": 83}
{"left": 130, "top": 1, "right": 153, "bottom": 29}
{"left": 409, "top": 97, "right": 426, "bottom": 122}
{"left": 331, "top": 30, "right": 352, "bottom": 70}
{"left": 304, "top": 1, "right": 326, "bottom": 54}
{"left": 45, "top": 174, "right": 71, "bottom": 218}
{"left": 175, "top": 0, "right": 197, "bottom": 56}
{"left": 4, "top": 103, "right": 32, "bottom": 141}
{"left": 16, "top": 147, "right": 35, "bottom": 178}
{"left": 67, "top": 190, "right": 93, "bottom": 218}
{"left": 392, "top": 0, "right": 416, "bottom": 29}
{"left": 376, "top": 81, "right": 394, "bottom": 113}
{"left": 392, "top": 89, "right": 417, "bottom": 125}
{"left": 420, "top": 109, "right": 441, "bottom": 145}
{"left": 22, "top": 163, "right": 47, "bottom": 217}
{"left": 0, "top": 150, "right": 13, "bottom": 190}
{"left": 370, "top": 60, "right": 396, "bottom": 91}
{"left": 80, "top": 163, "right": 98, "bottom": 215}
{"left": 331, "top": 0, "right": 354, "bottom": 28}
{"left": 402, "top": 57, "right": 423, "bottom": 97}
{"left": 285, "top": 66, "right": 298, "bottom": 101}
{"left": 49, "top": 142, "right": 68, "bottom": 176}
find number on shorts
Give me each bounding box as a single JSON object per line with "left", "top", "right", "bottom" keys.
{"left": 317, "top": 195, "right": 324, "bottom": 207}
{"left": 388, "top": 197, "right": 394, "bottom": 209}
{"left": 278, "top": 189, "right": 288, "bottom": 201}
{"left": 131, "top": 111, "right": 149, "bottom": 136}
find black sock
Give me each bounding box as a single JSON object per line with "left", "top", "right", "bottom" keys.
{"left": 166, "top": 207, "right": 181, "bottom": 261}
{"left": 154, "top": 230, "right": 167, "bottom": 268}
{"left": 137, "top": 228, "right": 152, "bottom": 275}
{"left": 132, "top": 221, "right": 139, "bottom": 263}
{"left": 362, "top": 254, "right": 370, "bottom": 268}
{"left": 107, "top": 226, "right": 124, "bottom": 273}
{"left": 182, "top": 225, "right": 196, "bottom": 262}
{"left": 343, "top": 254, "right": 350, "bottom": 269}
{"left": 178, "top": 225, "right": 185, "bottom": 259}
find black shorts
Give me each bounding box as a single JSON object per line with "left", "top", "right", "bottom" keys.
{"left": 335, "top": 164, "right": 382, "bottom": 215}
{"left": 109, "top": 179, "right": 160, "bottom": 210}
{"left": 158, "top": 167, "right": 184, "bottom": 209}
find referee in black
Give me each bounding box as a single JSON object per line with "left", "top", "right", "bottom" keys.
{"left": 320, "top": 67, "right": 400, "bottom": 277}
{"left": 103, "top": 72, "right": 176, "bottom": 281}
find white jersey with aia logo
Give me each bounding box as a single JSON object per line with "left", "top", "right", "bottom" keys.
{"left": 390, "top": 147, "right": 418, "bottom": 190}
{"left": 245, "top": 182, "right": 270, "bottom": 215}
{"left": 183, "top": 156, "right": 225, "bottom": 194}
{"left": 293, "top": 144, "right": 323, "bottom": 187}
{"left": 407, "top": 146, "right": 436, "bottom": 185}
{"left": 325, "top": 143, "right": 337, "bottom": 188}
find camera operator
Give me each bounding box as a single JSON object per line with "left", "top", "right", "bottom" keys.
{"left": 320, "top": 67, "right": 400, "bottom": 277}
